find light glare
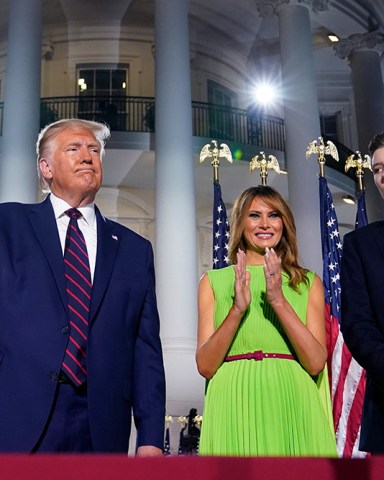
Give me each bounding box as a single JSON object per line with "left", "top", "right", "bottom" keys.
{"left": 254, "top": 83, "right": 277, "bottom": 106}
{"left": 328, "top": 34, "right": 339, "bottom": 43}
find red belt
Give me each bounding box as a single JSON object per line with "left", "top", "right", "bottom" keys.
{"left": 224, "top": 350, "right": 295, "bottom": 362}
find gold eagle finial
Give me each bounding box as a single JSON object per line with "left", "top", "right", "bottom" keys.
{"left": 199, "top": 140, "right": 233, "bottom": 182}
{"left": 165, "top": 415, "right": 174, "bottom": 428}
{"left": 306, "top": 137, "right": 339, "bottom": 177}
{"left": 177, "top": 416, "right": 187, "bottom": 428}
{"left": 200, "top": 140, "right": 233, "bottom": 182}
{"left": 249, "top": 151, "right": 280, "bottom": 186}
{"left": 345, "top": 151, "right": 372, "bottom": 191}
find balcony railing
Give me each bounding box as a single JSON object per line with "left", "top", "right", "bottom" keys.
{"left": 0, "top": 96, "right": 286, "bottom": 149}
{"left": 40, "top": 96, "right": 156, "bottom": 133}
{"left": 192, "top": 101, "right": 286, "bottom": 152}
{"left": 0, "top": 96, "right": 354, "bottom": 178}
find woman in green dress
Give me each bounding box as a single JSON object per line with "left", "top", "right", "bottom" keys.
{"left": 196, "top": 186, "right": 337, "bottom": 456}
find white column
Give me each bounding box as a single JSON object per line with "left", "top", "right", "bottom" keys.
{"left": 335, "top": 33, "right": 384, "bottom": 222}
{"left": 258, "top": 0, "right": 325, "bottom": 274}
{"left": 154, "top": 0, "right": 204, "bottom": 416}
{"left": 0, "top": 0, "right": 42, "bottom": 202}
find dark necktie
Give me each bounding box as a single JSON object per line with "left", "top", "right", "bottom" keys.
{"left": 61, "top": 208, "right": 92, "bottom": 386}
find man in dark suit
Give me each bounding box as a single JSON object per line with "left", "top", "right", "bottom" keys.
{"left": 341, "top": 132, "right": 384, "bottom": 454}
{"left": 0, "top": 119, "right": 165, "bottom": 454}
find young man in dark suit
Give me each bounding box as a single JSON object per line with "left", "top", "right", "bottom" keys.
{"left": 341, "top": 131, "right": 384, "bottom": 454}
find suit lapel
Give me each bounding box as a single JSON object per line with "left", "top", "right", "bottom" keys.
{"left": 90, "top": 207, "right": 120, "bottom": 320}
{"left": 27, "top": 196, "right": 68, "bottom": 311}
{"left": 372, "top": 222, "right": 384, "bottom": 260}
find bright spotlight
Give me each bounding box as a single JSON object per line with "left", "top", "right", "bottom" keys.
{"left": 253, "top": 83, "right": 277, "bottom": 107}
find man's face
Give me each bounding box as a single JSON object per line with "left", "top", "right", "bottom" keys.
{"left": 40, "top": 127, "right": 103, "bottom": 205}
{"left": 372, "top": 146, "right": 384, "bottom": 198}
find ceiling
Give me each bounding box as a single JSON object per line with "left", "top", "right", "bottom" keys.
{"left": 1, "top": 0, "right": 382, "bottom": 71}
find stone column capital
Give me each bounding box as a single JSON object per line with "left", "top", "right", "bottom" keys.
{"left": 255, "top": 0, "right": 329, "bottom": 18}
{"left": 334, "top": 31, "right": 384, "bottom": 59}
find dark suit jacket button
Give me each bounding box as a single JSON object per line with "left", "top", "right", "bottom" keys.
{"left": 50, "top": 371, "right": 58, "bottom": 382}
{"left": 61, "top": 326, "right": 69, "bottom": 334}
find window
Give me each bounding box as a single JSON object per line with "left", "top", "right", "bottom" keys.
{"left": 207, "top": 80, "right": 236, "bottom": 140}
{"left": 320, "top": 114, "right": 338, "bottom": 142}
{"left": 77, "top": 64, "right": 129, "bottom": 130}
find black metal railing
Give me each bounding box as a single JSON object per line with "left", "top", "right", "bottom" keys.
{"left": 191, "top": 101, "right": 286, "bottom": 151}
{"left": 40, "top": 96, "right": 287, "bottom": 152}
{"left": 40, "top": 96, "right": 156, "bottom": 133}
{"left": 0, "top": 96, "right": 286, "bottom": 151}
{"left": 0, "top": 96, "right": 355, "bottom": 178}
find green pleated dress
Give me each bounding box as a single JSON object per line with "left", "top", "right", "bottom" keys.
{"left": 199, "top": 265, "right": 337, "bottom": 457}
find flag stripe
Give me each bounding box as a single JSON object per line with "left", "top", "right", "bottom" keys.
{"left": 342, "top": 363, "right": 366, "bottom": 457}
{"left": 332, "top": 341, "right": 352, "bottom": 431}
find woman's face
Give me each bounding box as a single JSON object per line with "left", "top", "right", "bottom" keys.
{"left": 243, "top": 196, "right": 284, "bottom": 254}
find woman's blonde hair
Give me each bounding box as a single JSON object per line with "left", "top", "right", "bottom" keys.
{"left": 228, "top": 186, "right": 308, "bottom": 290}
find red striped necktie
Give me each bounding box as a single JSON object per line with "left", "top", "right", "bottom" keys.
{"left": 61, "top": 208, "right": 92, "bottom": 386}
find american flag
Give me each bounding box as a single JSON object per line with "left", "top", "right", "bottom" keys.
{"left": 320, "top": 177, "right": 366, "bottom": 457}
{"left": 355, "top": 190, "right": 368, "bottom": 229}
{"left": 213, "top": 180, "right": 230, "bottom": 269}
{"left": 177, "top": 430, "right": 183, "bottom": 455}
{"left": 163, "top": 426, "right": 171, "bottom": 455}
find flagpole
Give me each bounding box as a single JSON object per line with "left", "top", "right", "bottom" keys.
{"left": 200, "top": 140, "right": 232, "bottom": 270}
{"left": 344, "top": 154, "right": 369, "bottom": 458}
{"left": 307, "top": 137, "right": 368, "bottom": 457}
{"left": 307, "top": 136, "right": 343, "bottom": 453}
